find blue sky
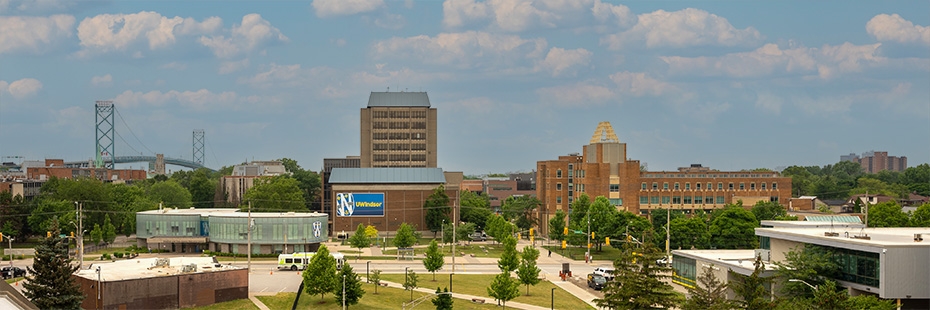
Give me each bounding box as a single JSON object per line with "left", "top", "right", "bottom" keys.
{"left": 1, "top": 0, "right": 928, "bottom": 174}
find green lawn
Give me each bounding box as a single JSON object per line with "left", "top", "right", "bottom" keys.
{"left": 256, "top": 282, "right": 501, "bottom": 310}
{"left": 185, "top": 298, "right": 258, "bottom": 310}
{"left": 381, "top": 242, "right": 512, "bottom": 259}
{"left": 379, "top": 273, "right": 594, "bottom": 310}
{"left": 544, "top": 245, "right": 624, "bottom": 262}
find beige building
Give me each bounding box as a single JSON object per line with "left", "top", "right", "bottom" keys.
{"left": 360, "top": 91, "right": 437, "bottom": 168}
{"left": 220, "top": 161, "right": 287, "bottom": 206}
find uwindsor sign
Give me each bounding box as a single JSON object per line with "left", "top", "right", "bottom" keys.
{"left": 336, "top": 193, "right": 385, "bottom": 217}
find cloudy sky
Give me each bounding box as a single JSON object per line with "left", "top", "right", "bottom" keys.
{"left": 1, "top": 0, "right": 928, "bottom": 174}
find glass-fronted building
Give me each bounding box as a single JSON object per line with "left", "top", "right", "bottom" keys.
{"left": 137, "top": 208, "right": 329, "bottom": 254}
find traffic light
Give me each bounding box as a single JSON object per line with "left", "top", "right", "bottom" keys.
{"left": 563, "top": 227, "right": 568, "bottom": 235}
{"left": 587, "top": 243, "right": 592, "bottom": 249}
{"left": 47, "top": 231, "right": 51, "bottom": 238}
{"left": 71, "top": 231, "right": 75, "bottom": 238}
{"left": 0, "top": 232, "right": 3, "bottom": 241}
{"left": 529, "top": 228, "right": 534, "bottom": 236}
{"left": 605, "top": 237, "right": 610, "bottom": 246}
{"left": 561, "top": 240, "right": 566, "bottom": 249}
{"left": 591, "top": 232, "right": 595, "bottom": 239}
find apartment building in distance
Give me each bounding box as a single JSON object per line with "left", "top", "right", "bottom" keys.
{"left": 537, "top": 122, "right": 792, "bottom": 233}
{"left": 841, "top": 151, "right": 907, "bottom": 173}
{"left": 219, "top": 161, "right": 287, "bottom": 206}
{"left": 360, "top": 91, "right": 437, "bottom": 168}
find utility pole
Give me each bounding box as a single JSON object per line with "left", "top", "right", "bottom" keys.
{"left": 665, "top": 208, "right": 670, "bottom": 261}
{"left": 75, "top": 201, "right": 84, "bottom": 269}
{"left": 452, "top": 196, "right": 457, "bottom": 273}
{"left": 247, "top": 200, "right": 252, "bottom": 273}
{"left": 586, "top": 211, "right": 591, "bottom": 263}
{"left": 6, "top": 236, "right": 14, "bottom": 268}
{"left": 342, "top": 274, "right": 347, "bottom": 310}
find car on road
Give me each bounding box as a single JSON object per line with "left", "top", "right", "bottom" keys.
{"left": 469, "top": 232, "right": 489, "bottom": 242}
{"left": 656, "top": 256, "right": 672, "bottom": 266}
{"left": 1, "top": 266, "right": 26, "bottom": 279}
{"left": 593, "top": 267, "right": 615, "bottom": 280}
{"left": 587, "top": 273, "right": 607, "bottom": 290}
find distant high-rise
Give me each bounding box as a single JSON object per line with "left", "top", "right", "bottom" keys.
{"left": 360, "top": 91, "right": 437, "bottom": 168}
{"left": 841, "top": 151, "right": 907, "bottom": 173}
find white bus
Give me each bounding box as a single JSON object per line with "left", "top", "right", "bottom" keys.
{"left": 277, "top": 252, "right": 345, "bottom": 271}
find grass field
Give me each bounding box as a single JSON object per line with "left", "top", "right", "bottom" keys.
{"left": 255, "top": 282, "right": 501, "bottom": 310}
{"left": 379, "top": 273, "right": 594, "bottom": 310}
{"left": 185, "top": 298, "right": 258, "bottom": 310}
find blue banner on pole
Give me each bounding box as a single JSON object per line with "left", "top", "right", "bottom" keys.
{"left": 336, "top": 193, "right": 385, "bottom": 217}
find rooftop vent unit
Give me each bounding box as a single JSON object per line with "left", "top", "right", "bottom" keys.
{"left": 852, "top": 234, "right": 871, "bottom": 240}
{"left": 824, "top": 232, "right": 839, "bottom": 237}
{"left": 181, "top": 264, "right": 197, "bottom": 273}
{"left": 915, "top": 234, "right": 924, "bottom": 242}
{"left": 154, "top": 258, "right": 170, "bottom": 267}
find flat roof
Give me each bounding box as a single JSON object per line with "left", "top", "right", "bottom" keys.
{"left": 137, "top": 208, "right": 327, "bottom": 218}
{"left": 329, "top": 168, "right": 446, "bottom": 184}
{"left": 367, "top": 91, "right": 430, "bottom": 107}
{"left": 74, "top": 257, "right": 244, "bottom": 282}
{"left": 761, "top": 220, "right": 865, "bottom": 228}
{"left": 756, "top": 227, "right": 930, "bottom": 247}
{"left": 671, "top": 249, "right": 777, "bottom": 276}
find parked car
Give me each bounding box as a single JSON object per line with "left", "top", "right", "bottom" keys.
{"left": 469, "top": 232, "right": 488, "bottom": 242}
{"left": 593, "top": 267, "right": 615, "bottom": 280}
{"left": 587, "top": 273, "right": 607, "bottom": 290}
{"left": 1, "top": 266, "right": 26, "bottom": 279}
{"left": 656, "top": 256, "right": 672, "bottom": 266}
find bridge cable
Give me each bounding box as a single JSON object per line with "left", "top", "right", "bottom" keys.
{"left": 114, "top": 131, "right": 141, "bottom": 155}
{"left": 115, "top": 108, "right": 155, "bottom": 155}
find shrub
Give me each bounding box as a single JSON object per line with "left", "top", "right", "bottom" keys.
{"left": 114, "top": 252, "right": 124, "bottom": 258}
{"left": 101, "top": 253, "right": 111, "bottom": 260}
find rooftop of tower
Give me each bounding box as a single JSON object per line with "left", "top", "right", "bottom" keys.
{"left": 367, "top": 91, "right": 431, "bottom": 108}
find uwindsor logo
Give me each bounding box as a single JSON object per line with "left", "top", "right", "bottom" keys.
{"left": 336, "top": 193, "right": 354, "bottom": 216}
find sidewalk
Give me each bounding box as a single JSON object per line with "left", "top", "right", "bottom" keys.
{"left": 376, "top": 279, "right": 552, "bottom": 310}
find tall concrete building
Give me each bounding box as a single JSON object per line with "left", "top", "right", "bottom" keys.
{"left": 841, "top": 151, "right": 907, "bottom": 173}
{"left": 360, "top": 91, "right": 437, "bottom": 168}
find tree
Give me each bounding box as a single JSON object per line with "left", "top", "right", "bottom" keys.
{"left": 595, "top": 232, "right": 680, "bottom": 310}
{"left": 334, "top": 263, "right": 364, "bottom": 308}
{"left": 485, "top": 214, "right": 514, "bottom": 243}
{"left": 370, "top": 269, "right": 382, "bottom": 294}
{"left": 443, "top": 222, "right": 476, "bottom": 245}
{"left": 459, "top": 190, "right": 492, "bottom": 230}
{"left": 90, "top": 223, "right": 103, "bottom": 245}
{"left": 910, "top": 203, "right": 930, "bottom": 227}
{"left": 348, "top": 223, "right": 371, "bottom": 261}
{"left": 850, "top": 177, "right": 908, "bottom": 199}
{"left": 487, "top": 270, "right": 519, "bottom": 308}
{"left": 279, "top": 158, "right": 323, "bottom": 211}
{"left": 751, "top": 201, "right": 788, "bottom": 223}
{"left": 23, "top": 218, "right": 83, "bottom": 309}
{"left": 404, "top": 270, "right": 419, "bottom": 301}
{"left": 146, "top": 180, "right": 193, "bottom": 208}
{"left": 516, "top": 246, "right": 541, "bottom": 296}
{"left": 497, "top": 235, "right": 519, "bottom": 272}
{"left": 902, "top": 164, "right": 930, "bottom": 196}
{"left": 810, "top": 279, "right": 847, "bottom": 310}
{"left": 304, "top": 244, "right": 338, "bottom": 302}
{"left": 846, "top": 294, "right": 895, "bottom": 310}
{"left": 242, "top": 175, "right": 306, "bottom": 212}
{"left": 775, "top": 245, "right": 838, "bottom": 298}
{"left": 588, "top": 196, "right": 618, "bottom": 251}
{"left": 423, "top": 240, "right": 445, "bottom": 281}
{"left": 170, "top": 168, "right": 218, "bottom": 208}
{"left": 432, "top": 287, "right": 453, "bottom": 310}
{"left": 424, "top": 185, "right": 451, "bottom": 238}
{"left": 669, "top": 216, "right": 710, "bottom": 250}
{"left": 708, "top": 205, "right": 759, "bottom": 249}
{"left": 364, "top": 225, "right": 379, "bottom": 239}
{"left": 501, "top": 195, "right": 541, "bottom": 233}
{"left": 394, "top": 223, "right": 417, "bottom": 249}
{"left": 548, "top": 209, "right": 566, "bottom": 244}
{"left": 103, "top": 214, "right": 117, "bottom": 244}
{"left": 867, "top": 201, "right": 910, "bottom": 227}
{"left": 682, "top": 264, "right": 733, "bottom": 310}
{"left": 731, "top": 255, "right": 773, "bottom": 309}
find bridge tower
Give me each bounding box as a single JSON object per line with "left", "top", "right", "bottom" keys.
{"left": 193, "top": 130, "right": 204, "bottom": 165}
{"left": 95, "top": 101, "right": 115, "bottom": 168}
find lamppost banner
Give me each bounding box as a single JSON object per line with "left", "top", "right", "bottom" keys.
{"left": 336, "top": 193, "right": 385, "bottom": 217}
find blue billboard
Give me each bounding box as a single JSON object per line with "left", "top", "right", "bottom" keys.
{"left": 335, "top": 193, "right": 385, "bottom": 217}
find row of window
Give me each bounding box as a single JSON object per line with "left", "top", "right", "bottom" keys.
{"left": 372, "top": 143, "right": 428, "bottom": 151}
{"left": 555, "top": 183, "right": 585, "bottom": 192}
{"left": 642, "top": 182, "right": 777, "bottom": 191}
{"left": 638, "top": 195, "right": 780, "bottom": 205}
{"left": 553, "top": 169, "right": 586, "bottom": 178}
{"left": 372, "top": 154, "right": 428, "bottom": 162}
{"left": 371, "top": 110, "right": 429, "bottom": 119}
{"left": 642, "top": 173, "right": 776, "bottom": 178}
{"left": 372, "top": 132, "right": 428, "bottom": 140}
{"left": 371, "top": 122, "right": 428, "bottom": 129}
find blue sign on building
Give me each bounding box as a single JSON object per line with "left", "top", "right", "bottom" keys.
{"left": 336, "top": 193, "right": 385, "bottom": 217}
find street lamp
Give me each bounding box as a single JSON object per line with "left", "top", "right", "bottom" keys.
{"left": 788, "top": 278, "right": 816, "bottom": 290}
{"left": 550, "top": 287, "right": 556, "bottom": 309}
{"left": 366, "top": 261, "right": 371, "bottom": 283}
{"left": 342, "top": 274, "right": 347, "bottom": 310}
{"left": 405, "top": 267, "right": 410, "bottom": 287}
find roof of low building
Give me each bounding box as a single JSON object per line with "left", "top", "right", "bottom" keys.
{"left": 367, "top": 91, "right": 430, "bottom": 107}
{"left": 671, "top": 249, "right": 777, "bottom": 276}
{"left": 137, "top": 208, "right": 327, "bottom": 218}
{"left": 329, "top": 168, "right": 446, "bottom": 184}
{"left": 756, "top": 227, "right": 930, "bottom": 247}
{"left": 74, "top": 257, "right": 244, "bottom": 282}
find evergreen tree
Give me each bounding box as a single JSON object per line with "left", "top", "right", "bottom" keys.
{"left": 90, "top": 223, "right": 102, "bottom": 245}
{"left": 432, "top": 287, "right": 453, "bottom": 310}
{"left": 811, "top": 280, "right": 847, "bottom": 310}
{"left": 23, "top": 218, "right": 83, "bottom": 309}
{"left": 348, "top": 223, "right": 371, "bottom": 261}
{"left": 595, "top": 231, "right": 680, "bottom": 310}
{"left": 370, "top": 269, "right": 382, "bottom": 294}
{"left": 731, "top": 255, "right": 774, "bottom": 310}
{"left": 775, "top": 245, "right": 838, "bottom": 298}
{"left": 516, "top": 246, "right": 541, "bottom": 296}
{"left": 103, "top": 214, "right": 117, "bottom": 244}
{"left": 682, "top": 264, "right": 733, "bottom": 310}
{"left": 303, "top": 244, "right": 337, "bottom": 302}
{"left": 487, "top": 270, "right": 519, "bottom": 308}
{"left": 404, "top": 270, "right": 419, "bottom": 301}
{"left": 423, "top": 240, "right": 444, "bottom": 281}
{"left": 334, "top": 264, "right": 364, "bottom": 308}
{"left": 394, "top": 223, "right": 417, "bottom": 249}
{"left": 497, "top": 235, "right": 519, "bottom": 272}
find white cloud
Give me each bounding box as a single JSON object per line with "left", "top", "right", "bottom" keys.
{"left": 91, "top": 74, "right": 112, "bottom": 87}
{"left": 608, "top": 71, "right": 672, "bottom": 96}
{"left": 312, "top": 0, "right": 385, "bottom": 17}
{"left": 1, "top": 78, "right": 43, "bottom": 98}
{"left": 45, "top": 106, "right": 91, "bottom": 134}
{"left": 218, "top": 58, "right": 250, "bottom": 74}
{"left": 661, "top": 42, "right": 882, "bottom": 79}
{"left": 0, "top": 0, "right": 78, "bottom": 14}
{"left": 372, "top": 31, "right": 547, "bottom": 69}
{"left": 602, "top": 8, "right": 762, "bottom": 49}
{"left": 0, "top": 15, "right": 74, "bottom": 55}
{"left": 199, "top": 14, "right": 288, "bottom": 59}
{"left": 536, "top": 47, "right": 591, "bottom": 77}
{"left": 76, "top": 12, "right": 220, "bottom": 56}
{"left": 443, "top": 0, "right": 631, "bottom": 32}
{"left": 754, "top": 92, "right": 783, "bottom": 115}
{"left": 535, "top": 82, "right": 614, "bottom": 107}
{"left": 374, "top": 13, "right": 406, "bottom": 29}
{"left": 866, "top": 14, "right": 930, "bottom": 45}
{"left": 112, "top": 89, "right": 239, "bottom": 111}
{"left": 240, "top": 63, "right": 304, "bottom": 88}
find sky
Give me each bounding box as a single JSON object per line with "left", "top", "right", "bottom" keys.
{"left": 0, "top": 0, "right": 928, "bottom": 175}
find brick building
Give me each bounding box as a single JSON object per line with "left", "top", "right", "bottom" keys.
{"left": 25, "top": 159, "right": 146, "bottom": 181}
{"left": 360, "top": 91, "right": 437, "bottom": 168}
{"left": 537, "top": 121, "right": 792, "bottom": 233}
{"left": 841, "top": 151, "right": 908, "bottom": 173}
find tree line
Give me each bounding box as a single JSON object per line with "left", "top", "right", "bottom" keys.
{"left": 782, "top": 161, "right": 929, "bottom": 199}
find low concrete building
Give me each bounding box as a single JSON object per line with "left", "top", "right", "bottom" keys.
{"left": 73, "top": 257, "right": 247, "bottom": 309}
{"left": 671, "top": 249, "right": 778, "bottom": 300}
